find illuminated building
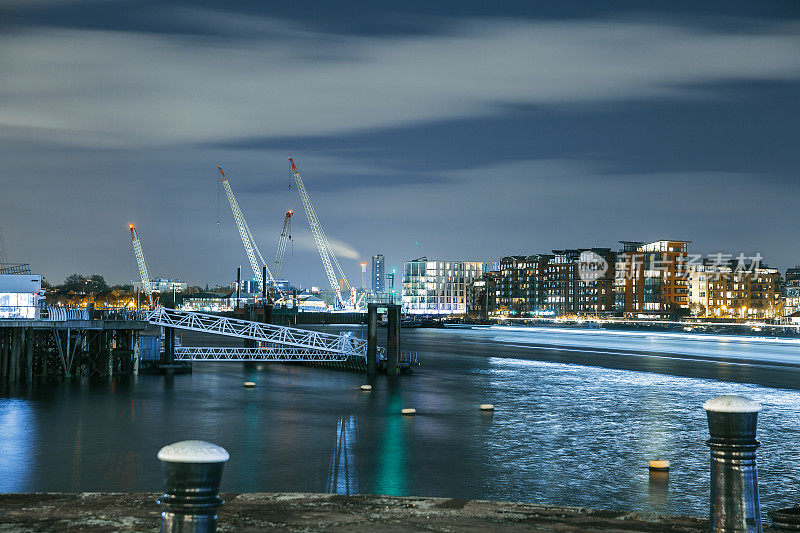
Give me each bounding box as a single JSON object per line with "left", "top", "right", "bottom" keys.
{"left": 495, "top": 250, "right": 614, "bottom": 317}
{"left": 688, "top": 260, "right": 782, "bottom": 319}
{"left": 134, "top": 277, "right": 188, "bottom": 293}
{"left": 614, "top": 240, "right": 690, "bottom": 316}
{"left": 785, "top": 267, "right": 800, "bottom": 317}
{"left": 467, "top": 271, "right": 501, "bottom": 318}
{"left": 372, "top": 254, "right": 385, "bottom": 292}
{"left": 0, "top": 274, "right": 42, "bottom": 319}
{"left": 180, "top": 292, "right": 233, "bottom": 313}
{"left": 402, "top": 257, "right": 483, "bottom": 315}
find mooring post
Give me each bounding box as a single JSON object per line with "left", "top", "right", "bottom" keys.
{"left": 386, "top": 304, "right": 400, "bottom": 376}
{"left": 704, "top": 395, "right": 762, "bottom": 533}
{"left": 164, "top": 327, "right": 175, "bottom": 365}
{"left": 367, "top": 303, "right": 378, "bottom": 376}
{"left": 235, "top": 266, "right": 241, "bottom": 309}
{"left": 157, "top": 440, "right": 229, "bottom": 533}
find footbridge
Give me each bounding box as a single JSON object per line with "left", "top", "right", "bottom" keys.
{"left": 146, "top": 307, "right": 383, "bottom": 362}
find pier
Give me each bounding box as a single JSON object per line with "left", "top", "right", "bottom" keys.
{"left": 0, "top": 307, "right": 148, "bottom": 382}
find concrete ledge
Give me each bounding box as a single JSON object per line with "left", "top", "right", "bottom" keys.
{"left": 0, "top": 492, "right": 709, "bottom": 532}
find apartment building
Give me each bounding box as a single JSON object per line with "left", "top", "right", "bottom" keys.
{"left": 402, "top": 257, "right": 483, "bottom": 315}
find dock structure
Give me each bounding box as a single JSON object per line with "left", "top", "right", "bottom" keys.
{"left": 0, "top": 308, "right": 149, "bottom": 382}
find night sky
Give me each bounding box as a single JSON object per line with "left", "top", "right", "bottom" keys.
{"left": 1, "top": 1, "right": 799, "bottom": 287}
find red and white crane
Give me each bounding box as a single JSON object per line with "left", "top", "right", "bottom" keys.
{"left": 289, "top": 157, "right": 357, "bottom": 309}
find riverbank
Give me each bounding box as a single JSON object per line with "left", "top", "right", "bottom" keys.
{"left": 0, "top": 492, "right": 708, "bottom": 532}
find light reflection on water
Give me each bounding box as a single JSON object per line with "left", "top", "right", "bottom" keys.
{"left": 0, "top": 399, "right": 34, "bottom": 492}
{"left": 478, "top": 357, "right": 800, "bottom": 514}
{"left": 1, "top": 328, "right": 800, "bottom": 519}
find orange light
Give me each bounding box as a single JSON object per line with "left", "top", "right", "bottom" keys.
{"left": 128, "top": 224, "right": 134, "bottom": 229}
{"left": 287, "top": 210, "right": 293, "bottom": 215}
{"left": 361, "top": 262, "right": 367, "bottom": 267}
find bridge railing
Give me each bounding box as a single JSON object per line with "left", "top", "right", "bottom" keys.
{"left": 147, "top": 307, "right": 381, "bottom": 358}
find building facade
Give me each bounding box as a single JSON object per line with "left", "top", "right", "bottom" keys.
{"left": 688, "top": 260, "right": 782, "bottom": 319}
{"left": 402, "top": 257, "right": 483, "bottom": 315}
{"left": 134, "top": 277, "right": 188, "bottom": 294}
{"left": 494, "top": 250, "right": 615, "bottom": 317}
{"left": 467, "top": 271, "right": 501, "bottom": 318}
{"left": 614, "top": 240, "right": 690, "bottom": 316}
{"left": 0, "top": 274, "right": 42, "bottom": 319}
{"left": 372, "top": 254, "right": 385, "bottom": 292}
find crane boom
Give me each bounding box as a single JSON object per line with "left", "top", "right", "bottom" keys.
{"left": 289, "top": 157, "right": 350, "bottom": 309}
{"left": 219, "top": 166, "right": 275, "bottom": 292}
{"left": 129, "top": 224, "right": 154, "bottom": 308}
{"left": 274, "top": 210, "right": 293, "bottom": 278}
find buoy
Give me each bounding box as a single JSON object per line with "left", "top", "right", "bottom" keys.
{"left": 360, "top": 384, "right": 372, "bottom": 391}
{"left": 243, "top": 381, "right": 256, "bottom": 388}
{"left": 480, "top": 404, "right": 495, "bottom": 411}
{"left": 649, "top": 460, "right": 670, "bottom": 471}
{"left": 401, "top": 408, "right": 416, "bottom": 415}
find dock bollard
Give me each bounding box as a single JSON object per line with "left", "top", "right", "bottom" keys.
{"left": 157, "top": 440, "right": 230, "bottom": 533}
{"left": 703, "top": 395, "right": 762, "bottom": 533}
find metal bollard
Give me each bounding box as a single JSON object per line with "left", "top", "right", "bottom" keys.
{"left": 157, "top": 440, "right": 230, "bottom": 533}
{"left": 704, "top": 395, "right": 762, "bottom": 533}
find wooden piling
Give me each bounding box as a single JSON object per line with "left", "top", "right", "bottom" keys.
{"left": 367, "top": 303, "right": 378, "bottom": 376}
{"left": 387, "top": 304, "right": 400, "bottom": 376}
{"left": 26, "top": 329, "right": 33, "bottom": 383}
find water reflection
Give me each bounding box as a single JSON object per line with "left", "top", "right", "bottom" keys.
{"left": 0, "top": 399, "right": 34, "bottom": 492}
{"left": 377, "top": 390, "right": 406, "bottom": 496}
{"left": 326, "top": 415, "right": 359, "bottom": 494}
{"left": 2, "top": 327, "right": 800, "bottom": 518}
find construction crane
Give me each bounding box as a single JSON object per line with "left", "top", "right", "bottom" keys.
{"left": 289, "top": 157, "right": 356, "bottom": 309}
{"left": 219, "top": 166, "right": 275, "bottom": 294}
{"left": 274, "top": 210, "right": 293, "bottom": 279}
{"left": 129, "top": 224, "right": 155, "bottom": 308}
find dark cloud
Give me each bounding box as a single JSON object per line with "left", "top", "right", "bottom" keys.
{"left": 1, "top": 1, "right": 798, "bottom": 287}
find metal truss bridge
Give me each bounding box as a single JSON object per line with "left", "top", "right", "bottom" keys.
{"left": 146, "top": 307, "right": 383, "bottom": 362}
{"left": 174, "top": 346, "right": 351, "bottom": 362}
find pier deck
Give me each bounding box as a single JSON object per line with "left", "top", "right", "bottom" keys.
{"left": 0, "top": 492, "right": 708, "bottom": 532}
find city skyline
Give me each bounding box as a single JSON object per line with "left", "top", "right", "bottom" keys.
{"left": 2, "top": 1, "right": 799, "bottom": 287}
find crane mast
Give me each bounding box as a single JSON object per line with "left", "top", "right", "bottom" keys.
{"left": 219, "top": 166, "right": 275, "bottom": 293}
{"left": 289, "top": 157, "right": 354, "bottom": 309}
{"left": 274, "top": 210, "right": 293, "bottom": 279}
{"left": 129, "top": 224, "right": 154, "bottom": 308}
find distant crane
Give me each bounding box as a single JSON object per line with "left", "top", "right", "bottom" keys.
{"left": 129, "top": 224, "right": 155, "bottom": 308}
{"left": 289, "top": 157, "right": 356, "bottom": 309}
{"left": 274, "top": 210, "right": 293, "bottom": 279}
{"left": 219, "top": 166, "right": 276, "bottom": 294}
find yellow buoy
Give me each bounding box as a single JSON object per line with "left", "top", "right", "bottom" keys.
{"left": 401, "top": 408, "right": 416, "bottom": 415}
{"left": 360, "top": 384, "right": 372, "bottom": 391}
{"left": 243, "top": 381, "right": 256, "bottom": 388}
{"left": 649, "top": 460, "right": 670, "bottom": 471}
{"left": 480, "top": 404, "right": 495, "bottom": 411}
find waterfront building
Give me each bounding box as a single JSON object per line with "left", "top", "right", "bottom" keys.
{"left": 614, "top": 240, "right": 690, "bottom": 316}
{"left": 467, "top": 271, "right": 501, "bottom": 318}
{"left": 786, "top": 280, "right": 800, "bottom": 317}
{"left": 372, "top": 254, "right": 385, "bottom": 292}
{"left": 495, "top": 250, "right": 614, "bottom": 317}
{"left": 402, "top": 257, "right": 483, "bottom": 315}
{"left": 543, "top": 249, "right": 616, "bottom": 316}
{"left": 0, "top": 274, "right": 42, "bottom": 319}
{"left": 688, "top": 260, "right": 782, "bottom": 319}
{"left": 134, "top": 277, "right": 188, "bottom": 293}
{"left": 180, "top": 292, "right": 233, "bottom": 313}
{"left": 498, "top": 256, "right": 529, "bottom": 315}
{"left": 786, "top": 266, "right": 800, "bottom": 284}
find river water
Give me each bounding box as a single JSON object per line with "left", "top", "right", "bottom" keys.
{"left": 2, "top": 325, "right": 800, "bottom": 518}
